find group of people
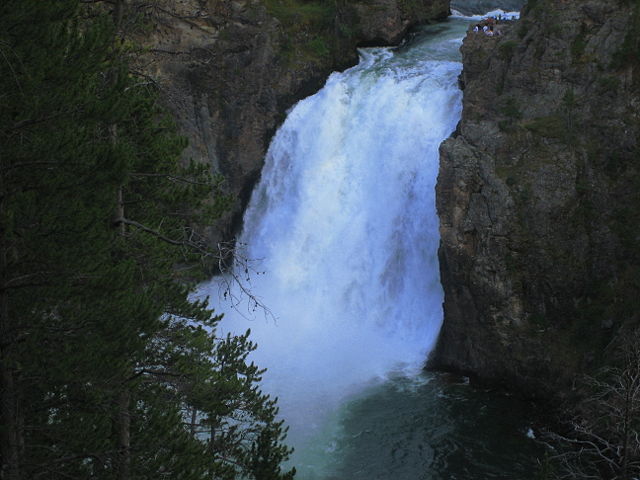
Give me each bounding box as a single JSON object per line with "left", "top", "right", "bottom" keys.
{"left": 472, "top": 14, "right": 514, "bottom": 37}
{"left": 473, "top": 23, "right": 501, "bottom": 36}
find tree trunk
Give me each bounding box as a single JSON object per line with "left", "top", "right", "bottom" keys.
{"left": 190, "top": 408, "right": 197, "bottom": 436}
{"left": 0, "top": 205, "right": 21, "bottom": 480}
{"left": 115, "top": 390, "right": 131, "bottom": 480}
{"left": 110, "top": 5, "right": 130, "bottom": 477}
{"left": 0, "top": 364, "right": 21, "bottom": 480}
{"left": 621, "top": 384, "right": 631, "bottom": 480}
{"left": 113, "top": 0, "right": 125, "bottom": 34}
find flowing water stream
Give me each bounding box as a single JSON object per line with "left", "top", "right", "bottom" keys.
{"left": 202, "top": 3, "right": 543, "bottom": 478}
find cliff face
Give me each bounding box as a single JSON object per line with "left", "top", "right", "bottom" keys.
{"left": 136, "top": 0, "right": 449, "bottom": 240}
{"left": 432, "top": 0, "right": 640, "bottom": 398}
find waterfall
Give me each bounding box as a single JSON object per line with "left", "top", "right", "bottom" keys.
{"left": 200, "top": 16, "right": 476, "bottom": 474}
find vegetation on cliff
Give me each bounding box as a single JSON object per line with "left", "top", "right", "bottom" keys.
{"left": 0, "top": 1, "right": 295, "bottom": 479}
{"left": 263, "top": 0, "right": 449, "bottom": 64}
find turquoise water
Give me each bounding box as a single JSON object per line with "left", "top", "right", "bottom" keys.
{"left": 295, "top": 373, "right": 544, "bottom": 480}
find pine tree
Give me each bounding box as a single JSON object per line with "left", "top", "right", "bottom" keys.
{"left": 1, "top": 3, "right": 128, "bottom": 477}
{"left": 0, "top": 1, "right": 295, "bottom": 479}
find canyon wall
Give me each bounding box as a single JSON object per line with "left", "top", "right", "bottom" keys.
{"left": 136, "top": 0, "right": 449, "bottom": 240}
{"left": 432, "top": 0, "right": 640, "bottom": 398}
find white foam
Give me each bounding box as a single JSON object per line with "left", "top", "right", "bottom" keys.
{"left": 452, "top": 9, "right": 520, "bottom": 20}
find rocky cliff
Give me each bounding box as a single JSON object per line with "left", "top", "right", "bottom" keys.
{"left": 134, "top": 0, "right": 449, "bottom": 242}
{"left": 432, "top": 0, "right": 640, "bottom": 398}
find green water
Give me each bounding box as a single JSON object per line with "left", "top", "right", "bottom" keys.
{"left": 295, "top": 373, "right": 544, "bottom": 480}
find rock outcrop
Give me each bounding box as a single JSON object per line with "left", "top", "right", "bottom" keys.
{"left": 432, "top": 0, "right": 640, "bottom": 398}
{"left": 135, "top": 0, "right": 449, "bottom": 241}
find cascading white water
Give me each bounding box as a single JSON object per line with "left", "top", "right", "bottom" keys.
{"left": 199, "top": 13, "right": 514, "bottom": 476}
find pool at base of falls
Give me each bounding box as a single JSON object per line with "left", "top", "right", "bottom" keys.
{"left": 293, "top": 372, "right": 544, "bottom": 480}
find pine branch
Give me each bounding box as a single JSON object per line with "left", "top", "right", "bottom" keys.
{"left": 115, "top": 217, "right": 193, "bottom": 248}
{"left": 130, "top": 172, "right": 215, "bottom": 186}
{"left": 127, "top": 368, "right": 187, "bottom": 382}
{"left": 2, "top": 272, "right": 51, "bottom": 290}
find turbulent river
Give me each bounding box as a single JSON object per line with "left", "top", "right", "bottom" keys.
{"left": 202, "top": 3, "right": 543, "bottom": 478}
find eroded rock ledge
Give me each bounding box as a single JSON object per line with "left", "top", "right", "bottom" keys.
{"left": 431, "top": 0, "right": 640, "bottom": 399}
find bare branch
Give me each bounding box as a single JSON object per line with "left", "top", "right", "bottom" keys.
{"left": 542, "top": 331, "right": 640, "bottom": 479}
{"left": 213, "top": 240, "right": 275, "bottom": 322}
{"left": 114, "top": 217, "right": 273, "bottom": 318}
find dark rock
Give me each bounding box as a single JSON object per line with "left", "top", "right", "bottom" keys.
{"left": 431, "top": 0, "right": 640, "bottom": 400}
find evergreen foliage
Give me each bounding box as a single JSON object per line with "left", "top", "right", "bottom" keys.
{"left": 0, "top": 1, "right": 294, "bottom": 479}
